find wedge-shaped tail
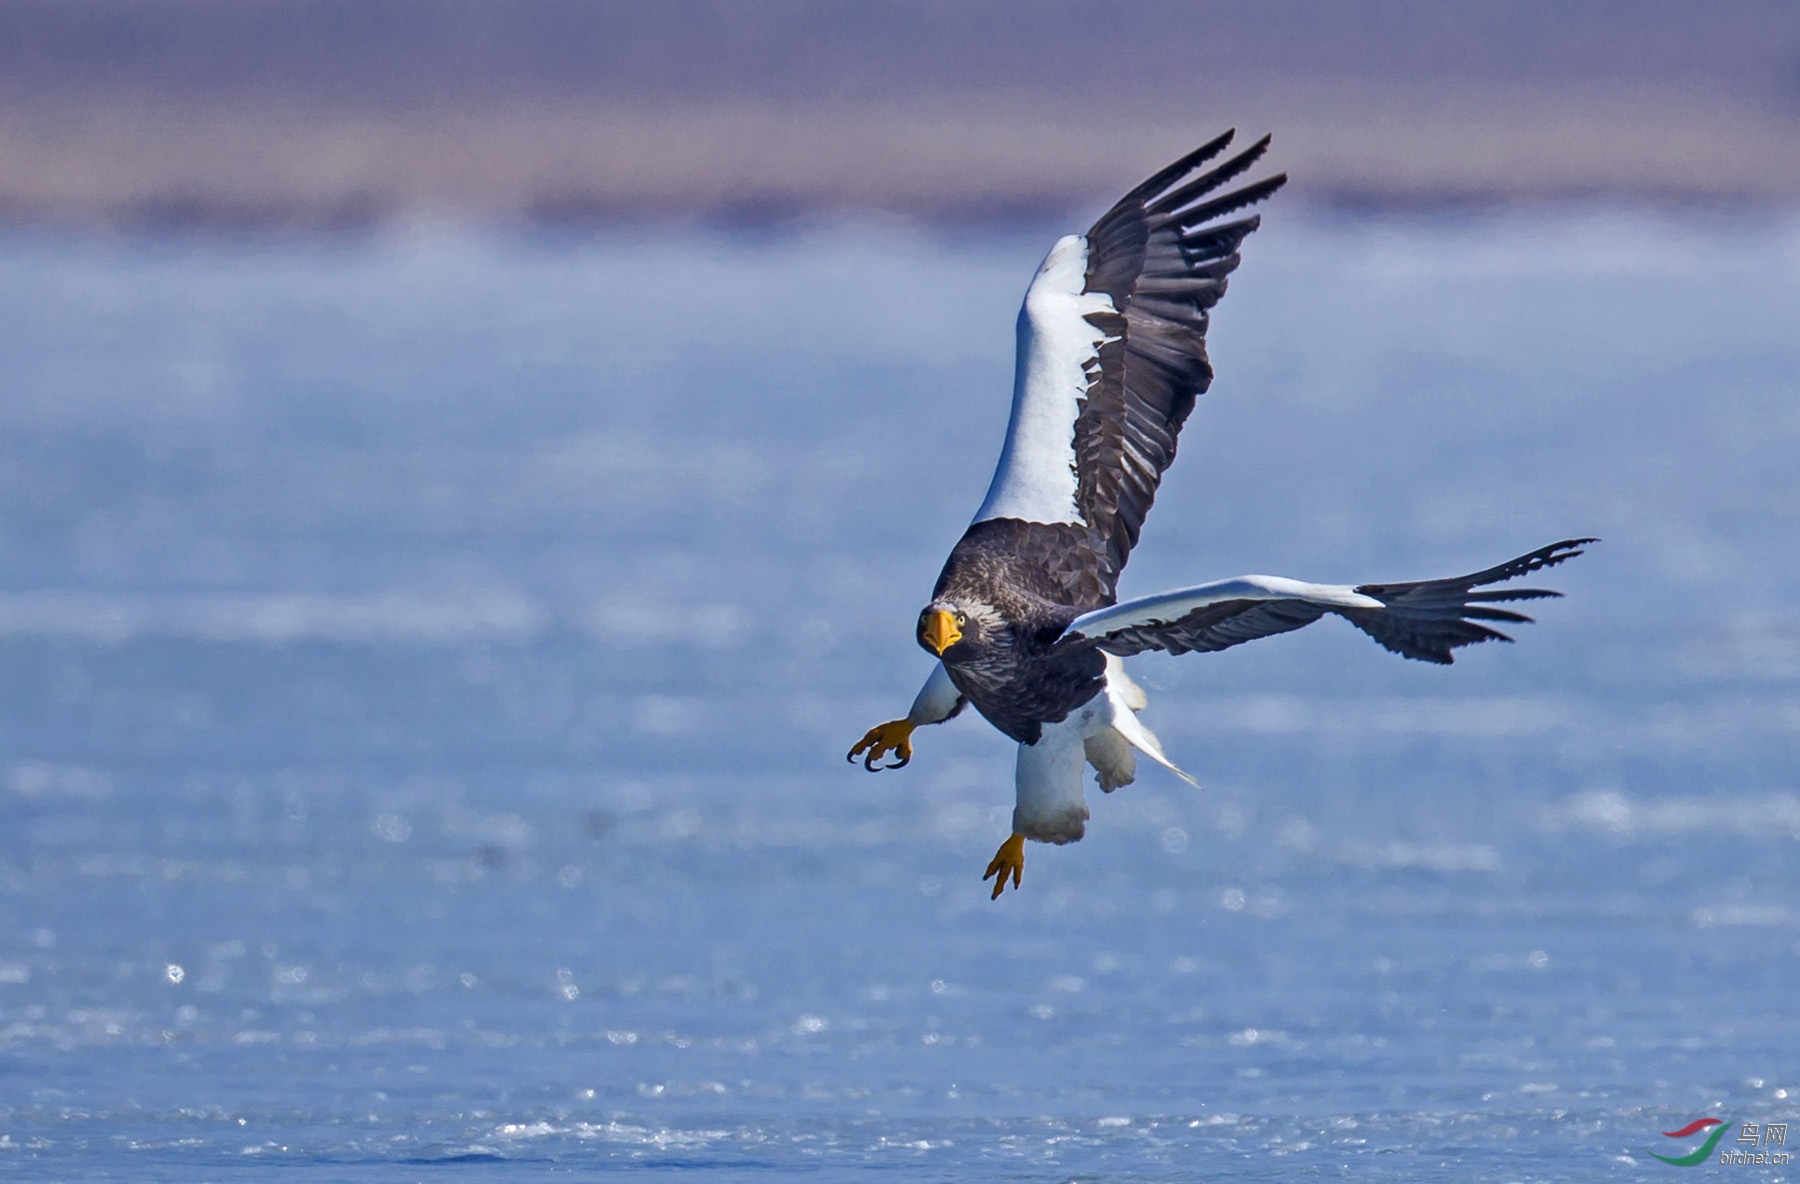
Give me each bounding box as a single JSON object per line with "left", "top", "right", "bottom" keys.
{"left": 1065, "top": 539, "right": 1594, "bottom": 665}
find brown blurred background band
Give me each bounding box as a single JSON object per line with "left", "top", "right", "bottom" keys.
{"left": 2, "top": 0, "right": 1796, "bottom": 230}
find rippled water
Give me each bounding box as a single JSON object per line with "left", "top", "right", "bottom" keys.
{"left": 1, "top": 211, "right": 1797, "bottom": 1180}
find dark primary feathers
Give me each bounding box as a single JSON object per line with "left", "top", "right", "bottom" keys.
{"left": 1342, "top": 537, "right": 1596, "bottom": 663}
{"left": 1073, "top": 130, "right": 1287, "bottom": 596}
{"left": 1086, "top": 539, "right": 1596, "bottom": 664}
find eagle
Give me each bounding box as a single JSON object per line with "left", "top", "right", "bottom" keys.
{"left": 847, "top": 131, "right": 1591, "bottom": 899}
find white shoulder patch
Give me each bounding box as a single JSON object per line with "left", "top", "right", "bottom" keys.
{"left": 904, "top": 661, "right": 963, "bottom": 726}
{"left": 972, "top": 235, "right": 1117, "bottom": 526}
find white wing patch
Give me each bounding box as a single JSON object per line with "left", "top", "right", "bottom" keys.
{"left": 972, "top": 235, "right": 1117, "bottom": 526}
{"left": 1066, "top": 576, "right": 1383, "bottom": 640}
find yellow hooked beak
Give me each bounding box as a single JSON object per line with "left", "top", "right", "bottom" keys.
{"left": 922, "top": 609, "right": 963, "bottom": 655}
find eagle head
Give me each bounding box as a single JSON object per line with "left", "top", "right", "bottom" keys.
{"left": 917, "top": 600, "right": 987, "bottom": 658}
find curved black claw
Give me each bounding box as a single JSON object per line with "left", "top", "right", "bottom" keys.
{"left": 847, "top": 720, "right": 914, "bottom": 771}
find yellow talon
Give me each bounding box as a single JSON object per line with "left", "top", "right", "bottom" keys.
{"left": 847, "top": 719, "right": 915, "bottom": 771}
{"left": 982, "top": 833, "right": 1026, "bottom": 899}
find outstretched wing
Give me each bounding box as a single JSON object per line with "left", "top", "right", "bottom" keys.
{"left": 970, "top": 131, "right": 1286, "bottom": 602}
{"left": 1065, "top": 575, "right": 1375, "bottom": 656}
{"left": 1066, "top": 540, "right": 1594, "bottom": 664}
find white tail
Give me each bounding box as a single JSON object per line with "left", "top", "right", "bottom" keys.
{"left": 1096, "top": 655, "right": 1198, "bottom": 788}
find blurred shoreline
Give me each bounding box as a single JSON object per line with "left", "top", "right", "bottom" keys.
{"left": 3, "top": 0, "right": 1797, "bottom": 231}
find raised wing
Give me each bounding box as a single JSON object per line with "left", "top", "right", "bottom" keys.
{"left": 1066, "top": 540, "right": 1594, "bottom": 664}
{"left": 971, "top": 131, "right": 1286, "bottom": 600}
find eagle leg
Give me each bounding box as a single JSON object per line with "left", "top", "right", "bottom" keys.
{"left": 983, "top": 833, "right": 1026, "bottom": 900}
{"left": 846, "top": 719, "right": 914, "bottom": 771}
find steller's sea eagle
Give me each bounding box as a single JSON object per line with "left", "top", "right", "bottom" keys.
{"left": 847, "top": 131, "right": 1592, "bottom": 898}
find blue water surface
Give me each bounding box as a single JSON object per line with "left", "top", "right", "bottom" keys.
{"left": 0, "top": 209, "right": 1797, "bottom": 1180}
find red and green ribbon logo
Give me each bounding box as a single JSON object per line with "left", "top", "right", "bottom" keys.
{"left": 1652, "top": 1118, "right": 1730, "bottom": 1166}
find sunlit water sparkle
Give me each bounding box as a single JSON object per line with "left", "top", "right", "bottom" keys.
{"left": 1, "top": 211, "right": 1797, "bottom": 1180}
